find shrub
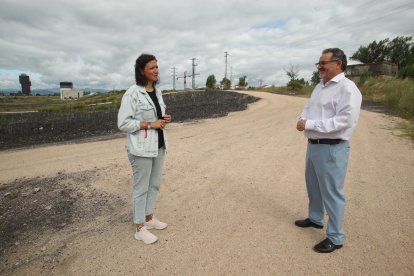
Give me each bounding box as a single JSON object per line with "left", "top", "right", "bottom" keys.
{"left": 398, "top": 64, "right": 414, "bottom": 79}
{"left": 358, "top": 72, "right": 372, "bottom": 86}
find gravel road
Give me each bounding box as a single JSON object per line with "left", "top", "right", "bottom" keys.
{"left": 0, "top": 91, "right": 413, "bottom": 275}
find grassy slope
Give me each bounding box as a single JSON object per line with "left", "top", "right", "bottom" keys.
{"left": 358, "top": 76, "right": 414, "bottom": 120}
{"left": 251, "top": 76, "right": 413, "bottom": 140}
{"left": 358, "top": 76, "right": 414, "bottom": 140}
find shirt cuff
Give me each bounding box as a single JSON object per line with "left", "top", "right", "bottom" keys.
{"left": 305, "top": 120, "right": 316, "bottom": 130}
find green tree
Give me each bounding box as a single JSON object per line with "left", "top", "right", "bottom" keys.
{"left": 206, "top": 75, "right": 217, "bottom": 90}
{"left": 351, "top": 39, "right": 389, "bottom": 63}
{"left": 238, "top": 75, "right": 248, "bottom": 87}
{"left": 285, "top": 63, "right": 299, "bottom": 82}
{"left": 287, "top": 78, "right": 305, "bottom": 91}
{"left": 311, "top": 70, "right": 321, "bottom": 85}
{"left": 220, "top": 77, "right": 231, "bottom": 90}
{"left": 285, "top": 63, "right": 301, "bottom": 90}
{"left": 351, "top": 36, "right": 414, "bottom": 68}
{"left": 388, "top": 36, "right": 414, "bottom": 68}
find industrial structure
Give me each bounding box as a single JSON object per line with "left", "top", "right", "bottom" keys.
{"left": 19, "top": 74, "right": 31, "bottom": 95}
{"left": 345, "top": 62, "right": 398, "bottom": 82}
{"left": 59, "top": 82, "right": 83, "bottom": 100}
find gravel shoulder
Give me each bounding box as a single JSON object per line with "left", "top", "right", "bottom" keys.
{"left": 0, "top": 91, "right": 413, "bottom": 275}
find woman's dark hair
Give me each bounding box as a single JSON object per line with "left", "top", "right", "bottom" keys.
{"left": 322, "top": 48, "right": 347, "bottom": 71}
{"left": 135, "top": 54, "right": 158, "bottom": 87}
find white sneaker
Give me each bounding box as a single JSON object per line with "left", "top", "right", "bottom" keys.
{"left": 144, "top": 217, "right": 168, "bottom": 230}
{"left": 134, "top": 227, "right": 158, "bottom": 244}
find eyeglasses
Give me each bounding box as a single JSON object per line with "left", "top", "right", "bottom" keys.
{"left": 315, "top": 59, "right": 339, "bottom": 67}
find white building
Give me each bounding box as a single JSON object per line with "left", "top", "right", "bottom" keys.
{"left": 60, "top": 82, "right": 84, "bottom": 100}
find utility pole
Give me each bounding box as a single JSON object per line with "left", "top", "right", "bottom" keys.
{"left": 171, "top": 67, "right": 177, "bottom": 91}
{"left": 189, "top": 58, "right": 200, "bottom": 89}
{"left": 230, "top": 66, "right": 233, "bottom": 88}
{"left": 224, "top": 51, "right": 230, "bottom": 79}
{"left": 176, "top": 71, "right": 187, "bottom": 90}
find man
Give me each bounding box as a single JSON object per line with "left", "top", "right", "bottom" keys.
{"left": 296, "top": 48, "right": 362, "bottom": 253}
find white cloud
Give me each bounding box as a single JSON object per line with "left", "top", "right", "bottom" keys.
{"left": 0, "top": 0, "right": 413, "bottom": 90}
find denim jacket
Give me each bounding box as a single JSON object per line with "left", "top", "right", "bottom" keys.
{"left": 117, "top": 84, "right": 168, "bottom": 157}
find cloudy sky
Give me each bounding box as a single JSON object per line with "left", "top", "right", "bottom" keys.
{"left": 1, "top": 0, "right": 413, "bottom": 91}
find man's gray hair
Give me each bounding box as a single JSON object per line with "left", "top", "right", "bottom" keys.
{"left": 322, "top": 48, "right": 347, "bottom": 71}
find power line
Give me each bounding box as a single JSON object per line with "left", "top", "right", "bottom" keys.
{"left": 231, "top": 2, "right": 414, "bottom": 62}
{"left": 289, "top": 2, "right": 414, "bottom": 47}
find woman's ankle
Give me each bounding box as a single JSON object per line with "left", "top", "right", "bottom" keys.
{"left": 145, "top": 214, "right": 153, "bottom": 222}
{"left": 136, "top": 223, "right": 144, "bottom": 231}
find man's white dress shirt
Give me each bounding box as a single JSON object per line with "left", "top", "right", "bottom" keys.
{"left": 299, "top": 72, "right": 362, "bottom": 140}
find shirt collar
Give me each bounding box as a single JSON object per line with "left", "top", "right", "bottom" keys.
{"left": 136, "top": 85, "right": 158, "bottom": 95}
{"left": 323, "top": 72, "right": 345, "bottom": 86}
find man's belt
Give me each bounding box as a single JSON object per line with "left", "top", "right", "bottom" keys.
{"left": 308, "top": 139, "right": 343, "bottom": 145}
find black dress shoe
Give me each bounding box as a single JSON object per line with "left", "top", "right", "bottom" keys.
{"left": 313, "top": 238, "right": 343, "bottom": 253}
{"left": 294, "top": 218, "right": 323, "bottom": 229}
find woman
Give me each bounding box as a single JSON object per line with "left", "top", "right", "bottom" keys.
{"left": 118, "top": 54, "right": 172, "bottom": 244}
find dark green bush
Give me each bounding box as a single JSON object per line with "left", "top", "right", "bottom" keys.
{"left": 398, "top": 64, "right": 414, "bottom": 79}
{"left": 358, "top": 72, "right": 372, "bottom": 86}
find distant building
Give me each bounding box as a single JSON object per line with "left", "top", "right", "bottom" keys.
{"left": 60, "top": 82, "right": 84, "bottom": 100}
{"left": 19, "top": 74, "right": 31, "bottom": 95}
{"left": 345, "top": 62, "right": 398, "bottom": 82}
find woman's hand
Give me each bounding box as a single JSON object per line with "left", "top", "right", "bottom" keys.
{"left": 163, "top": 114, "right": 172, "bottom": 124}
{"left": 150, "top": 115, "right": 171, "bottom": 129}
{"left": 151, "top": 119, "right": 166, "bottom": 129}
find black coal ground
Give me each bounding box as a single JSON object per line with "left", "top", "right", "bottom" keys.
{"left": 0, "top": 169, "right": 126, "bottom": 273}
{"left": 0, "top": 91, "right": 260, "bottom": 150}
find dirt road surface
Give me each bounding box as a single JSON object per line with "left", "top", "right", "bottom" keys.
{"left": 1, "top": 91, "right": 413, "bottom": 275}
